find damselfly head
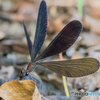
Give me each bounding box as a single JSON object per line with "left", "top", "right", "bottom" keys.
{"left": 19, "top": 69, "right": 28, "bottom": 79}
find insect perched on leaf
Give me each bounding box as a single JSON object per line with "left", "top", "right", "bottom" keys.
{"left": 20, "top": 0, "right": 99, "bottom": 78}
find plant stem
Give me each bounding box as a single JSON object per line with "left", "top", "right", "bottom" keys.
{"left": 59, "top": 53, "right": 69, "bottom": 97}
{"left": 62, "top": 76, "right": 69, "bottom": 97}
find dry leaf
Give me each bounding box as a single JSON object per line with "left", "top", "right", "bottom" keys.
{"left": 84, "top": 15, "right": 100, "bottom": 34}
{"left": 32, "top": 86, "right": 41, "bottom": 100}
{"left": 81, "top": 33, "right": 100, "bottom": 46}
{"left": 90, "top": 8, "right": 100, "bottom": 19}
{"left": 0, "top": 80, "right": 41, "bottom": 100}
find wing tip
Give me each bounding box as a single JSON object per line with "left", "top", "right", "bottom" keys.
{"left": 91, "top": 58, "right": 100, "bottom": 70}
{"left": 69, "top": 20, "right": 83, "bottom": 31}
{"left": 69, "top": 58, "right": 99, "bottom": 78}
{"left": 22, "top": 19, "right": 26, "bottom": 29}
{"left": 41, "top": 0, "right": 46, "bottom": 6}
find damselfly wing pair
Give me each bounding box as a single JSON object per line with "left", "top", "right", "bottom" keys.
{"left": 21, "top": 0, "right": 99, "bottom": 78}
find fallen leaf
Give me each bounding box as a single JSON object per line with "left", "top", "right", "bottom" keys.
{"left": 81, "top": 33, "right": 100, "bottom": 46}
{"left": 32, "top": 86, "right": 41, "bottom": 100}
{"left": 90, "top": 8, "right": 100, "bottom": 19}
{"left": 84, "top": 15, "right": 100, "bottom": 34}
{"left": 0, "top": 80, "right": 41, "bottom": 100}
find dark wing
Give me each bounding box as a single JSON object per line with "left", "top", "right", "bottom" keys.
{"left": 22, "top": 20, "right": 32, "bottom": 55}
{"left": 35, "top": 20, "right": 82, "bottom": 62}
{"left": 37, "top": 58, "right": 99, "bottom": 77}
{"left": 31, "top": 0, "right": 47, "bottom": 61}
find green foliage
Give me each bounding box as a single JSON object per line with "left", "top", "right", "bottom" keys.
{"left": 77, "top": 0, "right": 84, "bottom": 15}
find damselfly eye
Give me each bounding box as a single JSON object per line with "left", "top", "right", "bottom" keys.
{"left": 19, "top": 69, "right": 27, "bottom": 79}
{"left": 25, "top": 72, "right": 29, "bottom": 76}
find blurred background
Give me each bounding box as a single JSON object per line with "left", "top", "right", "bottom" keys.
{"left": 0, "top": 0, "right": 100, "bottom": 99}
